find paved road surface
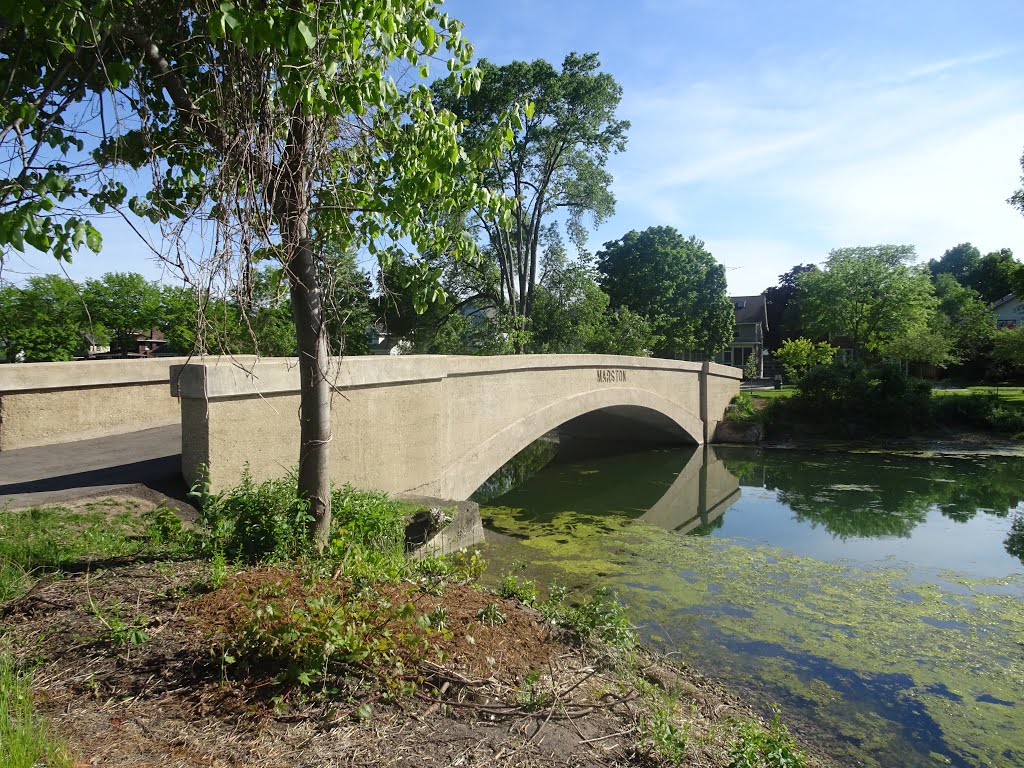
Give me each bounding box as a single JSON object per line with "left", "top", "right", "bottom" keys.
{"left": 0, "top": 425, "right": 187, "bottom": 510}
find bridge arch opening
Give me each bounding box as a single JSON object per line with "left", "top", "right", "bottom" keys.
{"left": 442, "top": 387, "right": 703, "bottom": 500}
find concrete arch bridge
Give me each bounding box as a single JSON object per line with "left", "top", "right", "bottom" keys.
{"left": 171, "top": 355, "right": 741, "bottom": 499}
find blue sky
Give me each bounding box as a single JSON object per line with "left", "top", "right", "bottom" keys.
{"left": 10, "top": 0, "right": 1024, "bottom": 295}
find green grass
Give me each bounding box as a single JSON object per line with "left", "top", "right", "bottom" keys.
{"left": 0, "top": 652, "right": 71, "bottom": 768}
{"left": 750, "top": 386, "right": 797, "bottom": 401}
{"left": 0, "top": 499, "right": 185, "bottom": 603}
{"left": 933, "top": 385, "right": 1024, "bottom": 405}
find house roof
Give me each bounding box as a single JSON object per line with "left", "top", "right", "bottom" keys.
{"left": 730, "top": 295, "right": 768, "bottom": 328}
{"left": 990, "top": 292, "right": 1018, "bottom": 311}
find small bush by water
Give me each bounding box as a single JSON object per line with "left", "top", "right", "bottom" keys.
{"left": 931, "top": 390, "right": 1024, "bottom": 434}
{"left": 191, "top": 469, "right": 415, "bottom": 568}
{"left": 728, "top": 709, "right": 807, "bottom": 768}
{"left": 790, "top": 361, "right": 932, "bottom": 434}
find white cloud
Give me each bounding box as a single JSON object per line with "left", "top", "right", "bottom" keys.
{"left": 607, "top": 46, "right": 1024, "bottom": 293}
{"left": 705, "top": 238, "right": 822, "bottom": 296}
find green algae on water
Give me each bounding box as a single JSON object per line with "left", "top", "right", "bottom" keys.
{"left": 480, "top": 497, "right": 1024, "bottom": 768}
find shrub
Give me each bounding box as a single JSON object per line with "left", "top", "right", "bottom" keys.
{"left": 791, "top": 360, "right": 932, "bottom": 434}
{"left": 192, "top": 472, "right": 411, "bottom": 567}
{"left": 227, "top": 577, "right": 430, "bottom": 690}
{"left": 726, "top": 391, "right": 757, "bottom": 422}
{"left": 932, "top": 392, "right": 1024, "bottom": 434}
{"left": 773, "top": 338, "right": 838, "bottom": 382}
{"left": 641, "top": 702, "right": 688, "bottom": 763}
{"left": 498, "top": 564, "right": 540, "bottom": 606}
{"left": 541, "top": 586, "right": 636, "bottom": 650}
{"left": 193, "top": 470, "right": 312, "bottom": 563}
{"left": 728, "top": 709, "right": 807, "bottom": 768}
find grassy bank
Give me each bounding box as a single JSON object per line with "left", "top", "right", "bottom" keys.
{"left": 729, "top": 367, "right": 1024, "bottom": 441}
{"left": 0, "top": 481, "right": 826, "bottom": 768}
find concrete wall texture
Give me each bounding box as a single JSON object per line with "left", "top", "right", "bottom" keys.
{"left": 172, "top": 355, "right": 741, "bottom": 499}
{"left": 0, "top": 357, "right": 192, "bottom": 450}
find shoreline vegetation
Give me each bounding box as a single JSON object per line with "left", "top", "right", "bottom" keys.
{"left": 727, "top": 365, "right": 1024, "bottom": 445}
{"left": 1, "top": 483, "right": 825, "bottom": 768}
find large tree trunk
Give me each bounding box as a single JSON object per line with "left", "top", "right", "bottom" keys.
{"left": 281, "top": 113, "right": 332, "bottom": 550}
{"left": 288, "top": 235, "right": 333, "bottom": 550}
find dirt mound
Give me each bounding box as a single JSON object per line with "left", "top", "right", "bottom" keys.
{"left": 0, "top": 559, "right": 827, "bottom": 768}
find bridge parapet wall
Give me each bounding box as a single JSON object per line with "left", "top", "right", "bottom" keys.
{"left": 171, "top": 355, "right": 740, "bottom": 498}
{"left": 0, "top": 357, "right": 193, "bottom": 450}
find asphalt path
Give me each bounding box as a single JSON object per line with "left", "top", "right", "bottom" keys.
{"left": 0, "top": 424, "right": 189, "bottom": 511}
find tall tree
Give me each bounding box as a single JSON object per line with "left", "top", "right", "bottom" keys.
{"left": 0, "top": 275, "right": 88, "bottom": 361}
{"left": 932, "top": 274, "right": 995, "bottom": 362}
{"left": 798, "top": 245, "right": 936, "bottom": 358}
{"left": 433, "top": 52, "right": 629, "bottom": 347}
{"left": 157, "top": 285, "right": 200, "bottom": 354}
{"left": 991, "top": 326, "right": 1024, "bottom": 374}
{"left": 931, "top": 242, "right": 1020, "bottom": 303}
{"left": 597, "top": 226, "right": 733, "bottom": 358}
{"left": 224, "top": 265, "right": 298, "bottom": 357}
{"left": 763, "top": 264, "right": 817, "bottom": 350}
{"left": 320, "top": 248, "right": 374, "bottom": 357}
{"left": 928, "top": 243, "right": 982, "bottom": 286}
{"left": 83, "top": 272, "right": 162, "bottom": 356}
{"left": 972, "top": 248, "right": 1018, "bottom": 303}
{"left": 0, "top": 2, "right": 512, "bottom": 547}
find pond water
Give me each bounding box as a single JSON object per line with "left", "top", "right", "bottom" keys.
{"left": 476, "top": 444, "right": 1024, "bottom": 768}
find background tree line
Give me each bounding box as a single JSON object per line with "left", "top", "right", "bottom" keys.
{"left": 0, "top": 253, "right": 374, "bottom": 362}
{"left": 762, "top": 241, "right": 1024, "bottom": 381}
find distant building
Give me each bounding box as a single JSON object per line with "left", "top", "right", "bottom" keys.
{"left": 718, "top": 295, "right": 768, "bottom": 376}
{"left": 992, "top": 293, "right": 1024, "bottom": 329}
{"left": 90, "top": 329, "right": 169, "bottom": 358}
{"left": 80, "top": 332, "right": 110, "bottom": 358}
{"left": 678, "top": 296, "right": 769, "bottom": 377}
{"left": 367, "top": 322, "right": 407, "bottom": 355}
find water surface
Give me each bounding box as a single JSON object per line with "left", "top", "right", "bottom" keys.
{"left": 478, "top": 445, "right": 1024, "bottom": 768}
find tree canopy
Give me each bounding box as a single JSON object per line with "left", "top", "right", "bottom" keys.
{"left": 597, "top": 226, "right": 733, "bottom": 358}
{"left": 0, "top": 275, "right": 87, "bottom": 362}
{"left": 763, "top": 264, "right": 817, "bottom": 351}
{"left": 773, "top": 337, "right": 838, "bottom": 382}
{"left": 0, "top": 0, "right": 513, "bottom": 546}
{"left": 929, "top": 243, "right": 1019, "bottom": 303}
{"left": 797, "top": 245, "right": 936, "bottom": 358}
{"left": 529, "top": 261, "right": 656, "bottom": 356}
{"left": 433, "top": 52, "right": 629, "bottom": 346}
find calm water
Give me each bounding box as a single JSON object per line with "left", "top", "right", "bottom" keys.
{"left": 477, "top": 445, "right": 1024, "bottom": 768}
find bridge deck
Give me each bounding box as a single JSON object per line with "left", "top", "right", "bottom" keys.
{"left": 0, "top": 425, "right": 187, "bottom": 511}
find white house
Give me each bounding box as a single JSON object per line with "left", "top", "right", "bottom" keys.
{"left": 992, "top": 293, "right": 1024, "bottom": 329}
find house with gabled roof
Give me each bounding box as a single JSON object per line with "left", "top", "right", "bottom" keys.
{"left": 679, "top": 295, "right": 769, "bottom": 377}
{"left": 992, "top": 293, "right": 1024, "bottom": 329}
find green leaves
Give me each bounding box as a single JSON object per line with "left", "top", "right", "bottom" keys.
{"left": 774, "top": 338, "right": 838, "bottom": 382}
{"left": 290, "top": 19, "right": 316, "bottom": 51}
{"left": 798, "top": 245, "right": 937, "bottom": 358}
{"left": 208, "top": 2, "right": 243, "bottom": 42}
{"left": 597, "top": 226, "right": 733, "bottom": 357}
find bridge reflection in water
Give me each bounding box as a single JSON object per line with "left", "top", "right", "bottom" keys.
{"left": 638, "top": 446, "right": 741, "bottom": 534}
{"left": 474, "top": 437, "right": 741, "bottom": 536}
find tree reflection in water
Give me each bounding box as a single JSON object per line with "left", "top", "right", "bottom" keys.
{"left": 717, "top": 447, "right": 1024, "bottom": 563}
